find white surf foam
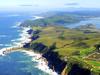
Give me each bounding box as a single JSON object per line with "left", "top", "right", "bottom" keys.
{"left": 0, "top": 26, "right": 58, "bottom": 75}
{"left": 0, "top": 27, "right": 31, "bottom": 56}
{"left": 7, "top": 14, "right": 20, "bottom": 17}
{"left": 22, "top": 50, "right": 58, "bottom": 75}
{"left": 0, "top": 44, "right": 4, "bottom": 46}
{"left": 0, "top": 35, "right": 7, "bottom": 37}
{"left": 11, "top": 22, "right": 21, "bottom": 28}
{"left": 4, "top": 44, "right": 12, "bottom": 47}
{"left": 11, "top": 39, "right": 16, "bottom": 42}
{"left": 31, "top": 16, "right": 44, "bottom": 20}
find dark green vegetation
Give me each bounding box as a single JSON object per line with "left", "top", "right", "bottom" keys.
{"left": 21, "top": 13, "right": 100, "bottom": 75}
{"left": 20, "top": 13, "right": 86, "bottom": 27}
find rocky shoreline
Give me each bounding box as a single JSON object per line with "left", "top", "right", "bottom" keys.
{"left": 0, "top": 26, "right": 59, "bottom": 75}
{"left": 22, "top": 27, "right": 67, "bottom": 75}
{"left": 18, "top": 15, "right": 100, "bottom": 75}
{"left": 21, "top": 50, "right": 58, "bottom": 75}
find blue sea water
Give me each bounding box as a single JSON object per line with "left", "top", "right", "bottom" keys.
{"left": 0, "top": 13, "right": 49, "bottom": 75}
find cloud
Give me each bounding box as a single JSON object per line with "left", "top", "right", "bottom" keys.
{"left": 65, "top": 3, "right": 79, "bottom": 6}
{"left": 19, "top": 4, "right": 33, "bottom": 7}
{"left": 19, "top": 4, "right": 40, "bottom": 7}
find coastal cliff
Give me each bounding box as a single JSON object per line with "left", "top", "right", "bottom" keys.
{"left": 21, "top": 25, "right": 100, "bottom": 75}
{"left": 21, "top": 13, "right": 100, "bottom": 75}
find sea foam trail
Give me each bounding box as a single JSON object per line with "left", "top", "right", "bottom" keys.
{"left": 11, "top": 22, "right": 21, "bottom": 28}
{"left": 33, "top": 16, "right": 44, "bottom": 19}
{"left": 0, "top": 35, "right": 7, "bottom": 37}
{"left": 0, "top": 27, "right": 32, "bottom": 56}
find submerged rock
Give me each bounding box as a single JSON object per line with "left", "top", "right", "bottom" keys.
{"left": 27, "top": 29, "right": 33, "bottom": 34}
{"left": 23, "top": 43, "right": 30, "bottom": 48}
{"left": 31, "top": 35, "right": 39, "bottom": 41}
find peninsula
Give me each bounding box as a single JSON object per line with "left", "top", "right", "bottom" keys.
{"left": 20, "top": 12, "right": 100, "bottom": 75}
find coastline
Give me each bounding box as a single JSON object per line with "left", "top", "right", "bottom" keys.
{"left": 0, "top": 26, "right": 58, "bottom": 75}
{"left": 0, "top": 27, "right": 32, "bottom": 55}
{"left": 20, "top": 27, "right": 58, "bottom": 75}
{"left": 21, "top": 50, "right": 58, "bottom": 75}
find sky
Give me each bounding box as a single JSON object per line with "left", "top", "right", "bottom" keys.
{"left": 0, "top": 0, "right": 100, "bottom": 12}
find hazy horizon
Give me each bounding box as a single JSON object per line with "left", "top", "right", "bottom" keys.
{"left": 0, "top": 0, "right": 100, "bottom": 13}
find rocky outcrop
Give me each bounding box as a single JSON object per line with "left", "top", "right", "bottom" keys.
{"left": 23, "top": 43, "right": 30, "bottom": 48}
{"left": 31, "top": 35, "right": 39, "bottom": 41}
{"left": 95, "top": 44, "right": 100, "bottom": 53}
{"left": 61, "top": 66, "right": 68, "bottom": 75}
{"left": 42, "top": 51, "right": 67, "bottom": 74}
{"left": 30, "top": 42, "right": 67, "bottom": 74}
{"left": 27, "top": 29, "right": 34, "bottom": 34}
{"left": 30, "top": 43, "right": 48, "bottom": 53}
{"left": 68, "top": 64, "right": 91, "bottom": 75}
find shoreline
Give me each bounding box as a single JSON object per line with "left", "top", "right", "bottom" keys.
{"left": 0, "top": 26, "right": 58, "bottom": 75}
{"left": 0, "top": 27, "right": 32, "bottom": 55}
{"left": 20, "top": 27, "right": 58, "bottom": 75}
{"left": 21, "top": 50, "right": 58, "bottom": 75}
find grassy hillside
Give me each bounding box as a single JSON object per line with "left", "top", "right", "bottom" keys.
{"left": 21, "top": 12, "right": 100, "bottom": 74}
{"left": 29, "top": 25, "right": 100, "bottom": 75}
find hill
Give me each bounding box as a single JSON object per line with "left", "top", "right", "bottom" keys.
{"left": 23, "top": 25, "right": 100, "bottom": 75}
{"left": 20, "top": 13, "right": 86, "bottom": 27}
{"left": 21, "top": 12, "right": 100, "bottom": 75}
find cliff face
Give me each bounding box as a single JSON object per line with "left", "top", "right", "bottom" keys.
{"left": 68, "top": 64, "right": 91, "bottom": 75}
{"left": 61, "top": 64, "right": 91, "bottom": 75}
{"left": 42, "top": 51, "right": 67, "bottom": 74}
{"left": 19, "top": 9, "right": 100, "bottom": 75}
{"left": 30, "top": 42, "right": 67, "bottom": 74}
{"left": 23, "top": 29, "right": 67, "bottom": 74}
{"left": 61, "top": 66, "right": 68, "bottom": 75}
{"left": 22, "top": 25, "right": 100, "bottom": 75}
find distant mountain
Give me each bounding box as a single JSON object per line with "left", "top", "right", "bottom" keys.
{"left": 69, "top": 9, "right": 100, "bottom": 16}
{"left": 20, "top": 12, "right": 86, "bottom": 27}
{"left": 45, "top": 8, "right": 100, "bottom": 16}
